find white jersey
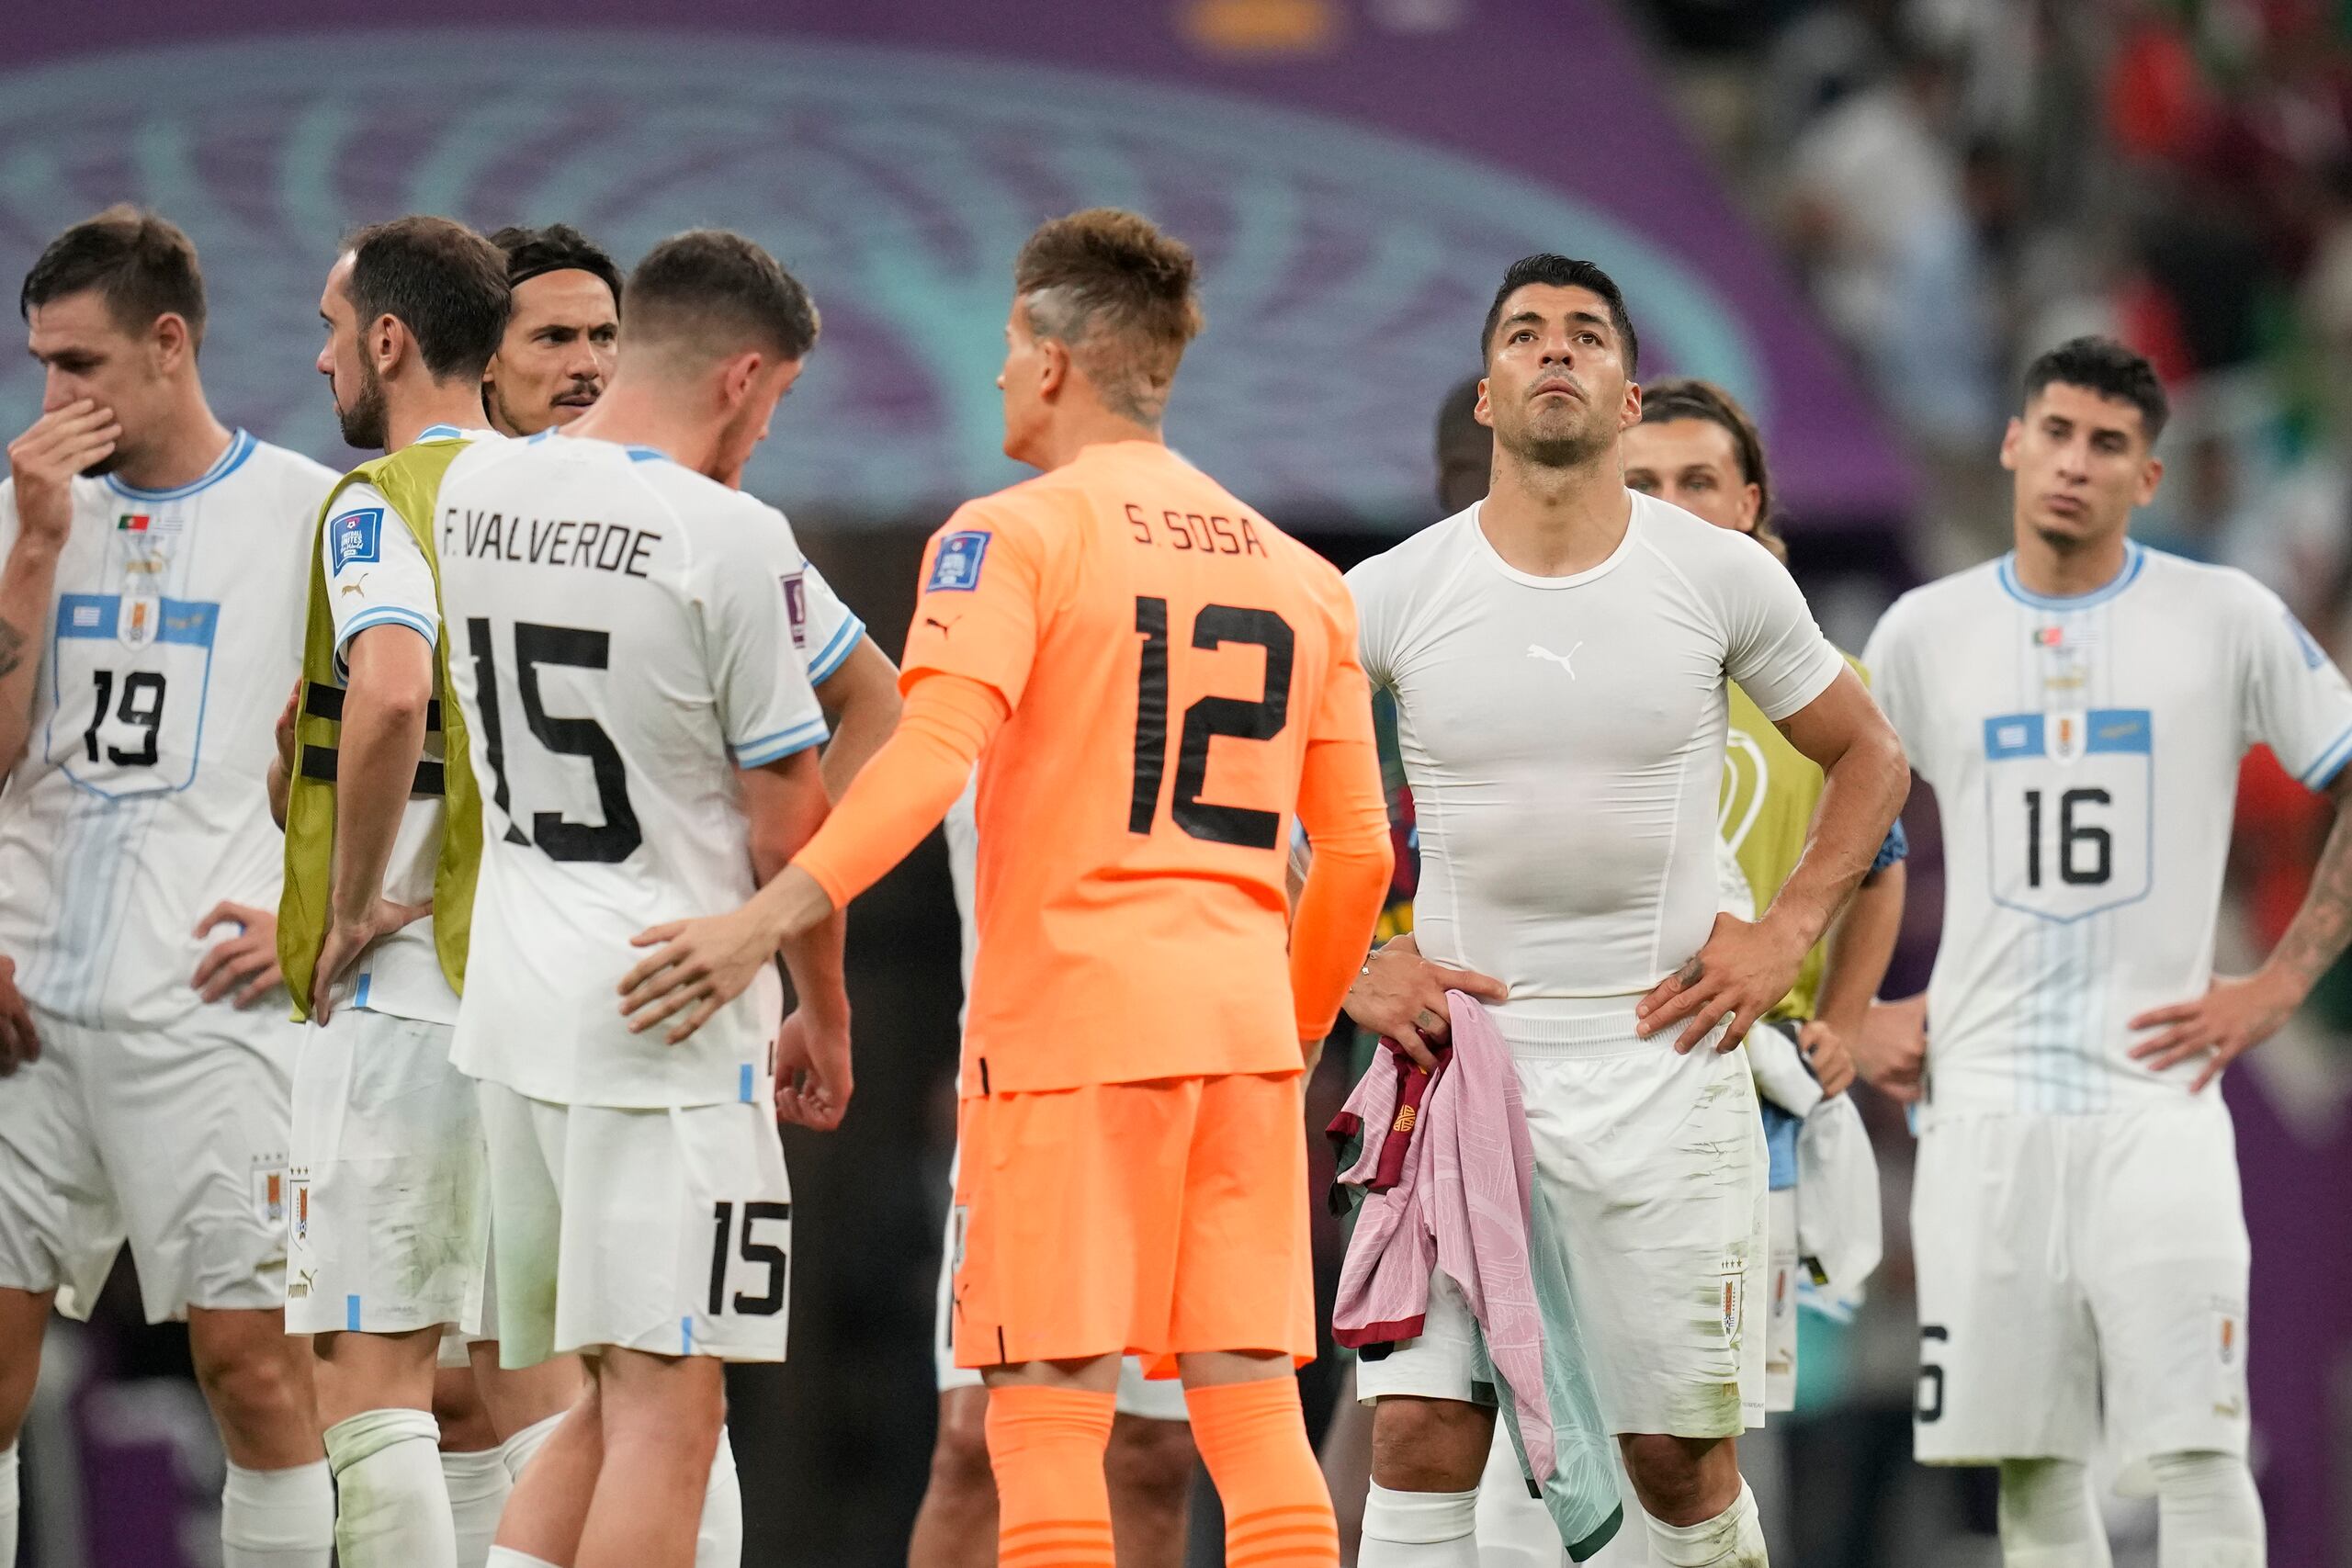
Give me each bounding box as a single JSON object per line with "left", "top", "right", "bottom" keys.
{"left": 320, "top": 424, "right": 503, "bottom": 1025}
{"left": 0, "top": 433, "right": 335, "bottom": 1032}
{"left": 1863, "top": 541, "right": 2352, "bottom": 1117}
{"left": 436, "top": 434, "right": 830, "bottom": 1109}
{"left": 1348, "top": 495, "right": 1843, "bottom": 1031}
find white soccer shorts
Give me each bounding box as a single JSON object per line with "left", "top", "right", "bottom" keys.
{"left": 478, "top": 1079, "right": 792, "bottom": 1368}
{"left": 1357, "top": 1011, "right": 1769, "bottom": 1439}
{"left": 1764, "top": 1186, "right": 1799, "bottom": 1415}
{"left": 284, "top": 1010, "right": 488, "bottom": 1337}
{"left": 930, "top": 1163, "right": 1189, "bottom": 1422}
{"left": 1912, "top": 1103, "right": 2251, "bottom": 1472}
{"left": 0, "top": 1002, "right": 302, "bottom": 1321}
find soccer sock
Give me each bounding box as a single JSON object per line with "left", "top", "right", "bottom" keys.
{"left": 1996, "top": 1459, "right": 2113, "bottom": 1568}
{"left": 983, "top": 1384, "right": 1117, "bottom": 1567}
{"left": 1473, "top": 1424, "right": 1563, "bottom": 1568}
{"left": 1358, "top": 1483, "right": 1479, "bottom": 1566}
{"left": 499, "top": 1412, "right": 566, "bottom": 1483}
{"left": 483, "top": 1551, "right": 562, "bottom": 1568}
{"left": 695, "top": 1424, "right": 743, "bottom": 1568}
{"left": 0, "top": 1439, "right": 18, "bottom": 1568}
{"left": 1185, "top": 1378, "right": 1340, "bottom": 1566}
{"left": 440, "top": 1444, "right": 512, "bottom": 1568}
{"left": 1641, "top": 1480, "right": 1765, "bottom": 1568}
{"left": 2146, "top": 1450, "right": 2265, "bottom": 1568}
{"left": 323, "top": 1409, "right": 457, "bottom": 1568}
{"left": 220, "top": 1456, "right": 334, "bottom": 1568}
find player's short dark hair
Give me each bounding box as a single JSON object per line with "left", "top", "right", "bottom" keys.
{"left": 489, "top": 223, "right": 625, "bottom": 308}
{"left": 1481, "top": 254, "right": 1639, "bottom": 374}
{"left": 2022, "top": 335, "right": 2169, "bottom": 443}
{"left": 1014, "top": 209, "right": 1204, "bottom": 424}
{"left": 20, "top": 205, "right": 208, "bottom": 346}
{"left": 1639, "top": 377, "right": 1781, "bottom": 558}
{"left": 345, "top": 216, "right": 511, "bottom": 382}
{"left": 623, "top": 230, "right": 820, "bottom": 367}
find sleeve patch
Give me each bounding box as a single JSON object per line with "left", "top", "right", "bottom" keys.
{"left": 782, "top": 571, "right": 808, "bottom": 649}
{"left": 330, "top": 507, "right": 384, "bottom": 571}
{"left": 926, "top": 529, "right": 990, "bottom": 592}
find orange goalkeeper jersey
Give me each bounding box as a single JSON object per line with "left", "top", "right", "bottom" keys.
{"left": 901, "top": 440, "right": 1386, "bottom": 1095}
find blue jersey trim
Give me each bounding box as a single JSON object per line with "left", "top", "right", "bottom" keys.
{"left": 806, "top": 616, "right": 864, "bottom": 683}
{"left": 731, "top": 716, "right": 829, "bottom": 767}
{"left": 1996, "top": 542, "right": 2145, "bottom": 611}
{"left": 415, "top": 423, "right": 467, "bottom": 442}
{"left": 104, "top": 429, "right": 254, "bottom": 502}
{"left": 346, "top": 1294, "right": 362, "bottom": 1331}
{"left": 2301, "top": 720, "right": 2352, "bottom": 789}
{"left": 354, "top": 973, "right": 372, "bottom": 1011}
{"left": 739, "top": 1063, "right": 754, "bottom": 1103}
{"left": 626, "top": 446, "right": 671, "bottom": 464}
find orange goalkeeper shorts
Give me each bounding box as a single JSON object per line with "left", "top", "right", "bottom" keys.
{"left": 948, "top": 1071, "right": 1316, "bottom": 1378}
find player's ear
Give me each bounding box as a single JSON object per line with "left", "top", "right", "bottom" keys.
{"left": 1036, "top": 336, "right": 1069, "bottom": 402}
{"left": 2135, "top": 454, "right": 2165, "bottom": 507}
{"left": 368, "top": 314, "right": 404, "bottom": 379}
{"left": 1474, "top": 378, "right": 1493, "bottom": 430}
{"left": 1621, "top": 378, "right": 1643, "bottom": 432}
{"left": 1998, "top": 416, "right": 2024, "bottom": 471}
{"left": 150, "top": 312, "right": 192, "bottom": 376}
{"left": 715, "top": 350, "right": 763, "bottom": 413}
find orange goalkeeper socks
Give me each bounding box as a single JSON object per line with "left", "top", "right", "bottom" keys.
{"left": 1186, "top": 1377, "right": 1340, "bottom": 1567}
{"left": 984, "top": 1385, "right": 1117, "bottom": 1567}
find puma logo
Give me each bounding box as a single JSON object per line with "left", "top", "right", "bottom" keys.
{"left": 1525, "top": 641, "right": 1582, "bottom": 678}
{"left": 923, "top": 615, "right": 956, "bottom": 637}
{"left": 339, "top": 574, "right": 368, "bottom": 602}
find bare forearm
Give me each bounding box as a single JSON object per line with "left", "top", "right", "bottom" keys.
{"left": 815, "top": 641, "right": 902, "bottom": 802}
{"left": 780, "top": 908, "right": 850, "bottom": 1021}
{"left": 1815, "top": 862, "right": 1905, "bottom": 1040}
{"left": 0, "top": 539, "right": 61, "bottom": 771}
{"left": 330, "top": 686, "right": 426, "bottom": 919}
{"left": 267, "top": 756, "right": 291, "bottom": 830}
{"left": 2260, "top": 786, "right": 2352, "bottom": 997}
{"left": 1764, "top": 735, "right": 1908, "bottom": 956}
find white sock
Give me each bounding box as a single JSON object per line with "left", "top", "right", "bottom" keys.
{"left": 2146, "top": 1450, "right": 2265, "bottom": 1568}
{"left": 1360, "top": 1482, "right": 1481, "bottom": 1566}
{"left": 441, "top": 1446, "right": 512, "bottom": 1568}
{"left": 695, "top": 1424, "right": 742, "bottom": 1568}
{"left": 1998, "top": 1459, "right": 2113, "bottom": 1568}
{"left": 484, "top": 1551, "right": 562, "bottom": 1568}
{"left": 1474, "top": 1426, "right": 1563, "bottom": 1567}
{"left": 323, "top": 1408, "right": 455, "bottom": 1568}
{"left": 221, "top": 1457, "right": 334, "bottom": 1568}
{"left": 500, "top": 1411, "right": 565, "bottom": 1483}
{"left": 0, "top": 1439, "right": 18, "bottom": 1568}
{"left": 1642, "top": 1479, "right": 1765, "bottom": 1568}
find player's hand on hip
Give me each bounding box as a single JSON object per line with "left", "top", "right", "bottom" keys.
{"left": 7, "top": 401, "right": 120, "bottom": 548}
{"left": 1637, "top": 912, "right": 1804, "bottom": 1055}
{"left": 1341, "top": 934, "right": 1508, "bottom": 1071}
{"left": 2128, "top": 970, "right": 2298, "bottom": 1093}
{"left": 621, "top": 901, "right": 786, "bottom": 1044}
{"left": 1796, "top": 1019, "right": 1857, "bottom": 1099}
{"left": 1849, "top": 995, "right": 1927, "bottom": 1102}
{"left": 774, "top": 1007, "right": 853, "bottom": 1131}
{"left": 308, "top": 897, "right": 430, "bottom": 1025}
{"left": 0, "top": 953, "right": 39, "bottom": 1075}
{"left": 192, "top": 901, "right": 292, "bottom": 1010}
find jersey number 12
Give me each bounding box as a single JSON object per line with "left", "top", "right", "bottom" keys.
{"left": 1128, "top": 596, "right": 1294, "bottom": 849}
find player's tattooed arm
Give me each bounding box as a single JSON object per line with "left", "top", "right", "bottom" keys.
{"left": 0, "top": 400, "right": 117, "bottom": 770}
{"left": 2131, "top": 767, "right": 2352, "bottom": 1090}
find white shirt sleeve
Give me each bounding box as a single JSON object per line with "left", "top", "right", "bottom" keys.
{"left": 322, "top": 481, "right": 439, "bottom": 682}
{"left": 798, "top": 563, "right": 865, "bottom": 685}
{"left": 1714, "top": 536, "right": 1845, "bottom": 721}
{"left": 702, "top": 501, "right": 830, "bottom": 768}
{"left": 1343, "top": 556, "right": 1396, "bottom": 694}
{"left": 2236, "top": 578, "right": 2352, "bottom": 788}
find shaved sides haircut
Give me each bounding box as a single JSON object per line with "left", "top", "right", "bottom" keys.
{"left": 622, "top": 229, "right": 820, "bottom": 367}
{"left": 1013, "top": 208, "right": 1204, "bottom": 424}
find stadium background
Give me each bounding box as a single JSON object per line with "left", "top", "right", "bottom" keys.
{"left": 3, "top": 0, "right": 2351, "bottom": 1562}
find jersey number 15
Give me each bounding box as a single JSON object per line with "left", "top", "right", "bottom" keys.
{"left": 466, "top": 618, "right": 641, "bottom": 863}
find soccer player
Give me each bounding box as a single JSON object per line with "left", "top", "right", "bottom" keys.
{"left": 272, "top": 214, "right": 541, "bottom": 1568}
{"left": 481, "top": 223, "right": 621, "bottom": 441}
{"left": 1856, "top": 337, "right": 2352, "bottom": 1567}
{"left": 907, "top": 785, "right": 1199, "bottom": 1568}
{"left": 1338, "top": 255, "right": 1906, "bottom": 1568}
{"left": 624, "top": 208, "right": 1396, "bottom": 1568}
{"left": 482, "top": 220, "right": 899, "bottom": 803}
{"left": 436, "top": 229, "right": 844, "bottom": 1568}
{"left": 0, "top": 207, "right": 338, "bottom": 1567}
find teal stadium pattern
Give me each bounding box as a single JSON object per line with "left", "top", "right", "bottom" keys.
{"left": 0, "top": 31, "right": 1765, "bottom": 527}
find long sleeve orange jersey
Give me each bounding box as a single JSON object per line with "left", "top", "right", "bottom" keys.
{"left": 794, "top": 439, "right": 1391, "bottom": 1094}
